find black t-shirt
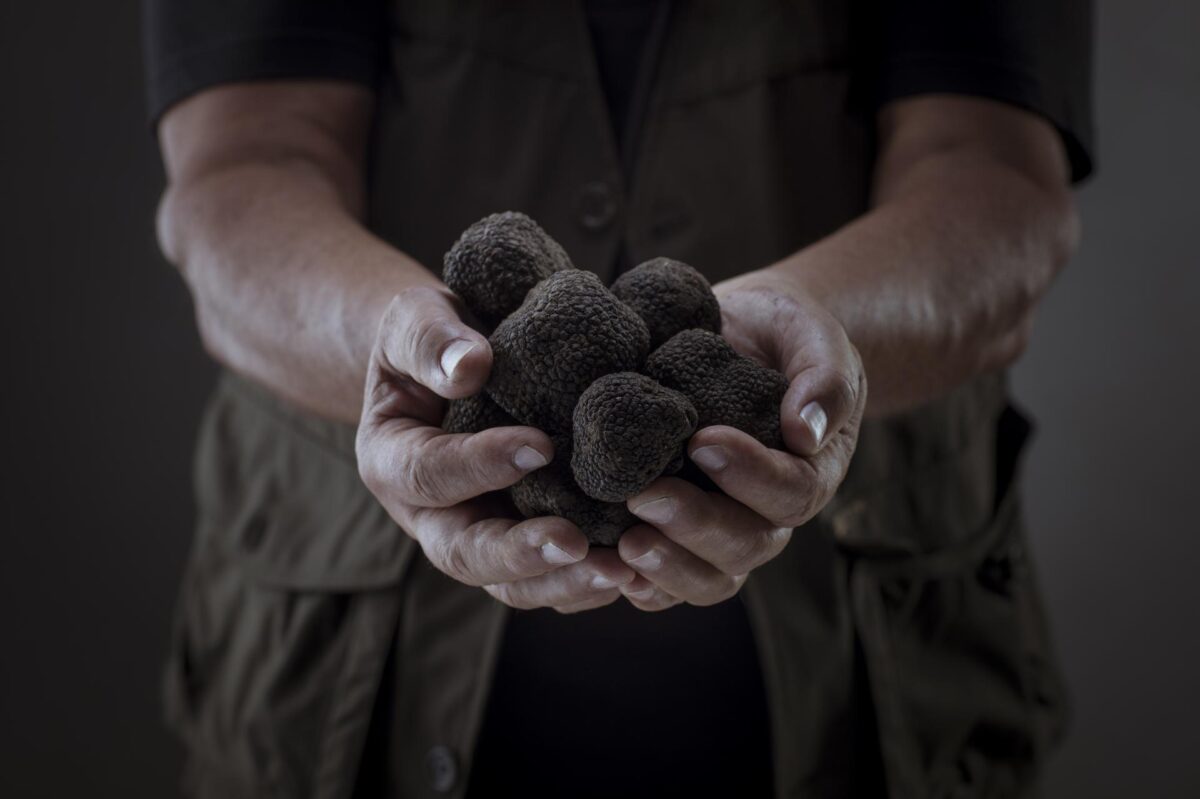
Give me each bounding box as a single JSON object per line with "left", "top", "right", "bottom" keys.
{"left": 143, "top": 2, "right": 1094, "bottom": 796}
{"left": 143, "top": 0, "right": 1094, "bottom": 180}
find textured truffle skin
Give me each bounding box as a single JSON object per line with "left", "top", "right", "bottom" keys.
{"left": 571, "top": 372, "right": 698, "bottom": 501}
{"left": 486, "top": 270, "right": 651, "bottom": 433}
{"left": 610, "top": 258, "right": 722, "bottom": 349}
{"left": 644, "top": 328, "right": 789, "bottom": 449}
{"left": 512, "top": 436, "right": 637, "bottom": 547}
{"left": 443, "top": 211, "right": 574, "bottom": 329}
{"left": 442, "top": 391, "right": 517, "bottom": 434}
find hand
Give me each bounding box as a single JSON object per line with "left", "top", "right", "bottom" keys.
{"left": 617, "top": 271, "right": 867, "bottom": 610}
{"left": 356, "top": 285, "right": 635, "bottom": 613}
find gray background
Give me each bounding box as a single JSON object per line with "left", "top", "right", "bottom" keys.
{"left": 1, "top": 2, "right": 1196, "bottom": 797}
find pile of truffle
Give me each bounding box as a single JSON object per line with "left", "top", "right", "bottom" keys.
{"left": 441, "top": 212, "right": 787, "bottom": 546}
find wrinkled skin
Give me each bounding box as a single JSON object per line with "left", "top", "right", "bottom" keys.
{"left": 357, "top": 289, "right": 637, "bottom": 615}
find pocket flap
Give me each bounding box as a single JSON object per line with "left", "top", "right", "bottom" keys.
{"left": 194, "top": 372, "right": 414, "bottom": 592}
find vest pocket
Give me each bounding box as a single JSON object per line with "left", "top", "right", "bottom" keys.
{"left": 193, "top": 371, "right": 412, "bottom": 591}
{"left": 163, "top": 372, "right": 413, "bottom": 797}
{"left": 846, "top": 405, "right": 1068, "bottom": 798}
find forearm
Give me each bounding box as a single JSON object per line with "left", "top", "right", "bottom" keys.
{"left": 761, "top": 139, "right": 1078, "bottom": 417}
{"left": 158, "top": 161, "right": 439, "bottom": 422}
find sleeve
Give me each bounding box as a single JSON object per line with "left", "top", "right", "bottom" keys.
{"left": 141, "top": 0, "right": 386, "bottom": 124}
{"left": 871, "top": 0, "right": 1095, "bottom": 183}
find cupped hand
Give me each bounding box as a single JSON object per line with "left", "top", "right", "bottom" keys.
{"left": 617, "top": 271, "right": 867, "bottom": 610}
{"left": 356, "top": 285, "right": 635, "bottom": 613}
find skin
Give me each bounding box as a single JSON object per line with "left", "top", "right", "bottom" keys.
{"left": 158, "top": 82, "right": 1077, "bottom": 613}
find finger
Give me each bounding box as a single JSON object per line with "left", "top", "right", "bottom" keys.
{"left": 626, "top": 476, "right": 790, "bottom": 575}
{"left": 376, "top": 285, "right": 494, "bottom": 399}
{"left": 774, "top": 315, "right": 865, "bottom": 456}
{"left": 554, "top": 591, "right": 624, "bottom": 615}
{"left": 412, "top": 509, "right": 588, "bottom": 586}
{"left": 686, "top": 425, "right": 848, "bottom": 529}
{"left": 620, "top": 575, "right": 683, "bottom": 612}
{"left": 484, "top": 549, "right": 635, "bottom": 610}
{"left": 617, "top": 523, "right": 746, "bottom": 606}
{"left": 359, "top": 418, "right": 554, "bottom": 507}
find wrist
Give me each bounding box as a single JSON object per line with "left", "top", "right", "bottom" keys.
{"left": 714, "top": 259, "right": 827, "bottom": 316}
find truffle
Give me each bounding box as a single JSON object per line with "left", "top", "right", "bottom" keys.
{"left": 443, "top": 211, "right": 574, "bottom": 330}
{"left": 511, "top": 435, "right": 637, "bottom": 547}
{"left": 571, "top": 372, "right": 698, "bottom": 502}
{"left": 644, "top": 328, "right": 788, "bottom": 449}
{"left": 442, "top": 391, "right": 517, "bottom": 435}
{"left": 486, "top": 270, "right": 651, "bottom": 434}
{"left": 610, "top": 257, "right": 722, "bottom": 349}
{"left": 438, "top": 212, "right": 791, "bottom": 546}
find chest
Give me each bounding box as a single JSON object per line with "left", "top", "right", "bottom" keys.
{"left": 367, "top": 0, "right": 874, "bottom": 283}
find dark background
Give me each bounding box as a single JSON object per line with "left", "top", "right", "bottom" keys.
{"left": 2, "top": 2, "right": 1197, "bottom": 797}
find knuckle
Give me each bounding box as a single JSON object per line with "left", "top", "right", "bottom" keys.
{"left": 721, "top": 528, "right": 770, "bottom": 575}
{"left": 469, "top": 444, "right": 519, "bottom": 489}
{"left": 489, "top": 583, "right": 534, "bottom": 610}
{"left": 411, "top": 316, "right": 449, "bottom": 365}
{"left": 402, "top": 454, "right": 450, "bottom": 506}
{"left": 693, "top": 576, "right": 742, "bottom": 607}
{"left": 389, "top": 287, "right": 455, "bottom": 377}
{"left": 497, "top": 539, "right": 536, "bottom": 580}
{"left": 769, "top": 478, "right": 820, "bottom": 529}
{"left": 431, "top": 536, "right": 476, "bottom": 586}
{"left": 356, "top": 452, "right": 382, "bottom": 495}
{"left": 834, "top": 369, "right": 859, "bottom": 411}
{"left": 773, "top": 503, "right": 813, "bottom": 529}
{"left": 633, "top": 592, "right": 680, "bottom": 612}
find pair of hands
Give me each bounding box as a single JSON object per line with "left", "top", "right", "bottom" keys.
{"left": 356, "top": 271, "right": 866, "bottom": 614}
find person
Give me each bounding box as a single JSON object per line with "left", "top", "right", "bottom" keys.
{"left": 144, "top": 1, "right": 1093, "bottom": 796}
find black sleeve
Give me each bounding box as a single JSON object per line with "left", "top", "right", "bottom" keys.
{"left": 141, "top": 0, "right": 386, "bottom": 124}
{"left": 871, "top": 0, "right": 1095, "bottom": 182}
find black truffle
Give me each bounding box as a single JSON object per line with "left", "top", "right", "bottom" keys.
{"left": 486, "top": 270, "right": 651, "bottom": 434}
{"left": 610, "top": 257, "right": 722, "bottom": 349}
{"left": 571, "top": 372, "right": 698, "bottom": 502}
{"left": 644, "top": 328, "right": 789, "bottom": 449}
{"left": 442, "top": 391, "right": 517, "bottom": 435}
{"left": 443, "top": 211, "right": 574, "bottom": 330}
{"left": 511, "top": 435, "right": 637, "bottom": 547}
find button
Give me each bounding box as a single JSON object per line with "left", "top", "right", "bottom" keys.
{"left": 426, "top": 745, "right": 458, "bottom": 793}
{"left": 575, "top": 180, "right": 618, "bottom": 231}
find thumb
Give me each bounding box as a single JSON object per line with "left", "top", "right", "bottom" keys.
{"left": 375, "top": 285, "right": 493, "bottom": 398}
{"left": 776, "top": 306, "right": 866, "bottom": 458}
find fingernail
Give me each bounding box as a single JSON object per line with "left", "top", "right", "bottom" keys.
{"left": 541, "top": 541, "right": 580, "bottom": 566}
{"left": 800, "top": 401, "right": 828, "bottom": 447}
{"left": 439, "top": 339, "right": 476, "bottom": 380}
{"left": 628, "top": 548, "right": 663, "bottom": 571}
{"left": 514, "top": 445, "right": 549, "bottom": 471}
{"left": 591, "top": 573, "right": 623, "bottom": 590}
{"left": 630, "top": 496, "right": 674, "bottom": 524}
{"left": 690, "top": 445, "right": 729, "bottom": 472}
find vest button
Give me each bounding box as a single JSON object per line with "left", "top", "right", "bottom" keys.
{"left": 425, "top": 745, "right": 458, "bottom": 793}
{"left": 576, "top": 180, "right": 618, "bottom": 231}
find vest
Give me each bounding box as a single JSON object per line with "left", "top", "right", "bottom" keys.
{"left": 163, "top": 2, "right": 1068, "bottom": 797}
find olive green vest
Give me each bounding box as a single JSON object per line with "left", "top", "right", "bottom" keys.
{"left": 163, "top": 2, "right": 1067, "bottom": 797}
